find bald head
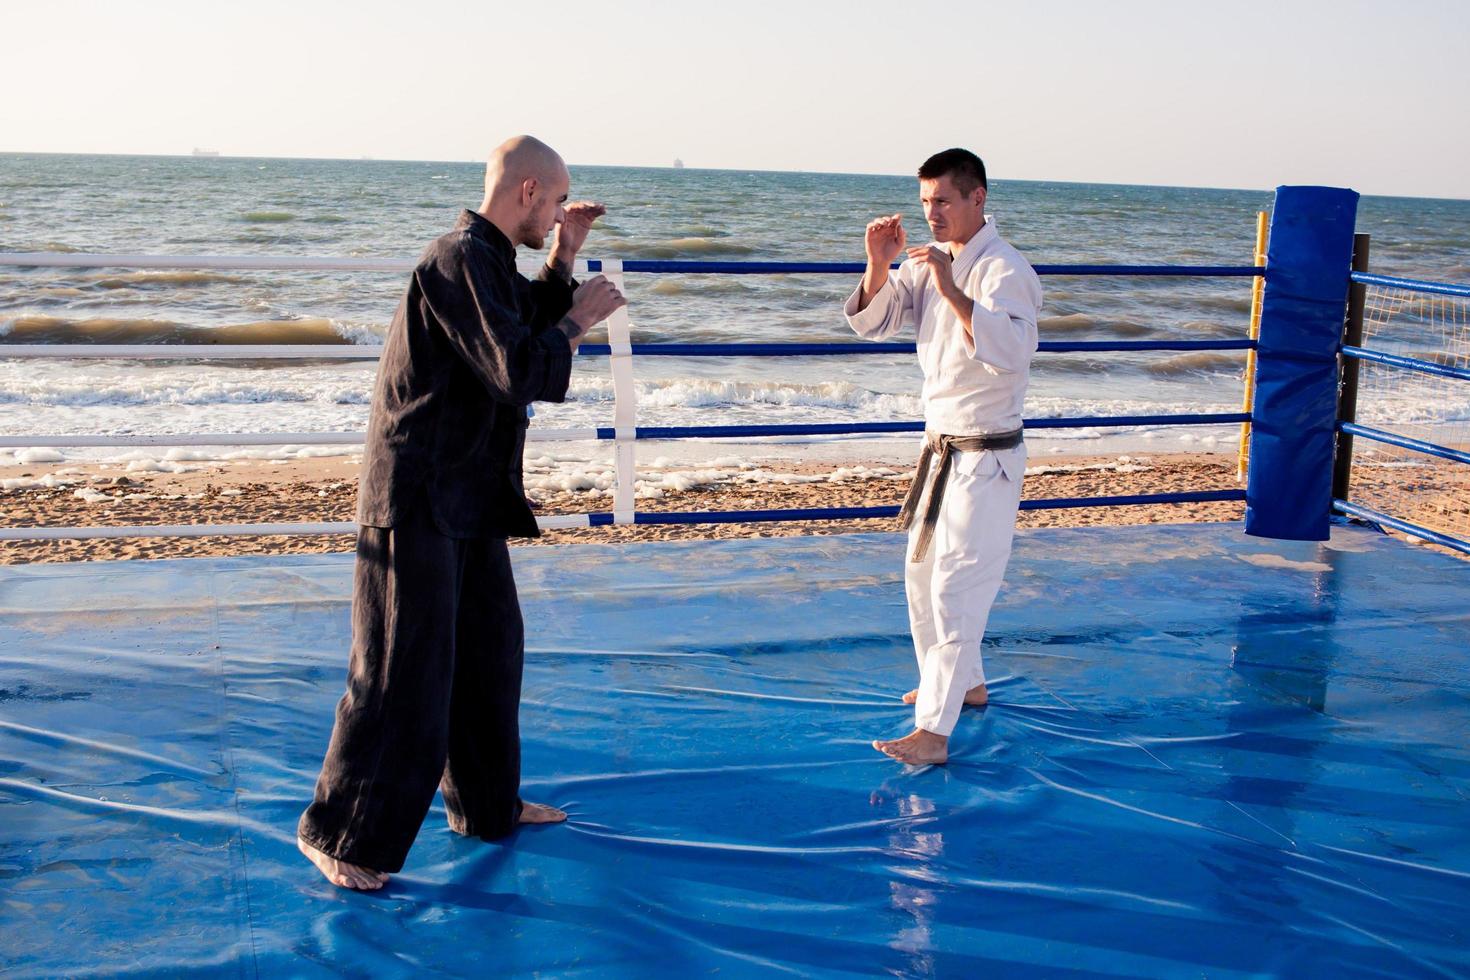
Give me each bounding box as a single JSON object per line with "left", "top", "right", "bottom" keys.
{"left": 478, "top": 135, "right": 571, "bottom": 250}
{"left": 485, "top": 135, "right": 568, "bottom": 199}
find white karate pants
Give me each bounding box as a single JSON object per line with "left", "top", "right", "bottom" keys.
{"left": 905, "top": 444, "right": 1025, "bottom": 737}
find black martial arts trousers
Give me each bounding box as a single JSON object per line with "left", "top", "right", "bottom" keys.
{"left": 297, "top": 503, "right": 525, "bottom": 874}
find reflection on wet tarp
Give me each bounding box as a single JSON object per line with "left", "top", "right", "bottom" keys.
{"left": 2, "top": 524, "right": 1467, "bottom": 977}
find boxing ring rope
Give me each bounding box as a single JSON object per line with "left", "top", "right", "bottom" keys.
{"left": 1, "top": 252, "right": 1262, "bottom": 542}
{"left": 0, "top": 253, "right": 1269, "bottom": 277}
{"left": 1333, "top": 268, "right": 1470, "bottom": 555}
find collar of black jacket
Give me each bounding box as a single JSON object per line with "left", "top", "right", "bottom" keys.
{"left": 456, "top": 209, "right": 516, "bottom": 266}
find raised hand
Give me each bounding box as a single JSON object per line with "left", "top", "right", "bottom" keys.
{"left": 906, "top": 244, "right": 955, "bottom": 292}
{"left": 908, "top": 243, "right": 973, "bottom": 331}
{"left": 864, "top": 214, "right": 907, "bottom": 268}
{"left": 551, "top": 201, "right": 607, "bottom": 263}
{"left": 567, "top": 274, "right": 626, "bottom": 332}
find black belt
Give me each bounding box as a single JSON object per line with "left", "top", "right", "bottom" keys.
{"left": 897, "top": 429, "right": 1024, "bottom": 563}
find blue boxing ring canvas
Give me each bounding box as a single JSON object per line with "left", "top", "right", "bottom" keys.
{"left": 2, "top": 524, "right": 1468, "bottom": 977}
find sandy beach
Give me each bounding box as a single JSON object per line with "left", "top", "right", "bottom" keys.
{"left": 2, "top": 449, "right": 1460, "bottom": 564}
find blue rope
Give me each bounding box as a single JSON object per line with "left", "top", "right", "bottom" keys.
{"left": 618, "top": 422, "right": 922, "bottom": 440}
{"left": 1020, "top": 490, "right": 1245, "bottom": 510}
{"left": 594, "top": 413, "right": 1249, "bottom": 442}
{"left": 1024, "top": 413, "right": 1249, "bottom": 429}
{"left": 1036, "top": 265, "right": 1263, "bottom": 278}
{"left": 1338, "top": 422, "right": 1470, "bottom": 466}
{"left": 571, "top": 490, "right": 1246, "bottom": 529}
{"left": 634, "top": 506, "right": 898, "bottom": 526}
{"left": 585, "top": 259, "right": 1266, "bottom": 278}
{"left": 1340, "top": 345, "right": 1470, "bottom": 383}
{"left": 1350, "top": 272, "right": 1470, "bottom": 298}
{"left": 1333, "top": 499, "right": 1470, "bottom": 555}
{"left": 576, "top": 339, "right": 1255, "bottom": 357}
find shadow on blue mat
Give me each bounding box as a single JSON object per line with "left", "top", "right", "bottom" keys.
{"left": 2, "top": 523, "right": 1467, "bottom": 977}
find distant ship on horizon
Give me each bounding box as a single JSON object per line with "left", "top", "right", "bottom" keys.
{"left": 191, "top": 147, "right": 219, "bottom": 157}
{"left": 673, "top": 158, "right": 684, "bottom": 169}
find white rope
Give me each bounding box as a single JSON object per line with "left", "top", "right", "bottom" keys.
{"left": 536, "top": 514, "right": 595, "bottom": 531}
{"left": 528, "top": 428, "right": 605, "bottom": 443}
{"left": 0, "top": 251, "right": 601, "bottom": 275}
{"left": 0, "top": 522, "right": 358, "bottom": 540}
{"left": 0, "top": 512, "right": 595, "bottom": 541}
{"left": 600, "top": 260, "right": 638, "bottom": 524}
{"left": 0, "top": 252, "right": 416, "bottom": 273}
{"left": 0, "top": 342, "right": 640, "bottom": 362}
{"left": 0, "top": 428, "right": 602, "bottom": 449}
{"left": 0, "top": 433, "right": 365, "bottom": 448}
{"left": 0, "top": 344, "right": 382, "bottom": 361}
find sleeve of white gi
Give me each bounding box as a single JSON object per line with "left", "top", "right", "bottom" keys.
{"left": 962, "top": 257, "right": 1041, "bottom": 374}
{"left": 843, "top": 263, "right": 915, "bottom": 340}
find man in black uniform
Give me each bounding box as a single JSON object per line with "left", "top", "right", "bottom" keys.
{"left": 297, "top": 136, "right": 626, "bottom": 891}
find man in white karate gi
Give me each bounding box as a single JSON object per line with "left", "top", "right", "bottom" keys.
{"left": 845, "top": 148, "right": 1041, "bottom": 765}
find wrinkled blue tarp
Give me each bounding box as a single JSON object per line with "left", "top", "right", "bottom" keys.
{"left": 2, "top": 524, "right": 1468, "bottom": 977}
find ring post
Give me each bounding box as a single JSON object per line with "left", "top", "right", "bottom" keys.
{"left": 1237, "top": 210, "right": 1269, "bottom": 482}
{"left": 1331, "top": 234, "right": 1371, "bottom": 503}
{"left": 1244, "top": 185, "right": 1360, "bottom": 541}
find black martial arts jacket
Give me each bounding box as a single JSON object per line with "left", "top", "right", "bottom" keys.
{"left": 356, "top": 210, "right": 575, "bottom": 538}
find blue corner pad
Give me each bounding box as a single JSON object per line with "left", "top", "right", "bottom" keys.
{"left": 1245, "top": 185, "right": 1360, "bottom": 541}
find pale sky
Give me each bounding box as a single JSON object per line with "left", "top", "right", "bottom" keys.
{"left": 4, "top": 0, "right": 1468, "bottom": 198}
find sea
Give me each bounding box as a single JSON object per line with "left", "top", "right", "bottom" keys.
{"left": 2, "top": 153, "right": 1468, "bottom": 481}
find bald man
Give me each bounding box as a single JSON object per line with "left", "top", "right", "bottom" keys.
{"left": 297, "top": 136, "right": 625, "bottom": 890}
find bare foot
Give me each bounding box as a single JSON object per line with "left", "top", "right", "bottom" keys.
{"left": 298, "top": 836, "right": 388, "bottom": 891}
{"left": 902, "top": 683, "right": 988, "bottom": 707}
{"left": 872, "top": 728, "right": 949, "bottom": 765}
{"left": 519, "top": 801, "right": 567, "bottom": 825}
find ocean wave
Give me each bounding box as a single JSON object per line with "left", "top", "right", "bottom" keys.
{"left": 1039, "top": 314, "right": 1152, "bottom": 337}
{"left": 1354, "top": 384, "right": 1470, "bottom": 425}
{"left": 634, "top": 277, "right": 767, "bottom": 300}
{"left": 1178, "top": 319, "right": 1244, "bottom": 338}
{"left": 0, "top": 445, "right": 363, "bottom": 468}
{"left": 1142, "top": 352, "right": 1246, "bottom": 377}
{"left": 3, "top": 368, "right": 1463, "bottom": 453}
{"left": 89, "top": 271, "right": 249, "bottom": 289}
{"left": 669, "top": 225, "right": 731, "bottom": 239}
{"left": 1033, "top": 355, "right": 1120, "bottom": 376}
{"left": 616, "top": 238, "right": 757, "bottom": 259}
{"left": 328, "top": 319, "right": 388, "bottom": 344}
{"left": 1026, "top": 395, "right": 1241, "bottom": 421}
{"left": 240, "top": 211, "right": 296, "bottom": 223}
{"left": 0, "top": 315, "right": 375, "bottom": 346}
{"left": 0, "top": 374, "right": 371, "bottom": 408}
{"left": 764, "top": 281, "right": 845, "bottom": 300}
{"left": 569, "top": 376, "right": 922, "bottom": 415}
{"left": 1194, "top": 294, "right": 1253, "bottom": 314}
{"left": 1038, "top": 313, "right": 1098, "bottom": 334}
{"left": 232, "top": 232, "right": 308, "bottom": 245}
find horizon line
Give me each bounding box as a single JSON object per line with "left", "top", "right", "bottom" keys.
{"left": 2, "top": 149, "right": 1468, "bottom": 204}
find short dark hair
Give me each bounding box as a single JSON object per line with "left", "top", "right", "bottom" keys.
{"left": 917, "top": 148, "right": 987, "bottom": 194}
